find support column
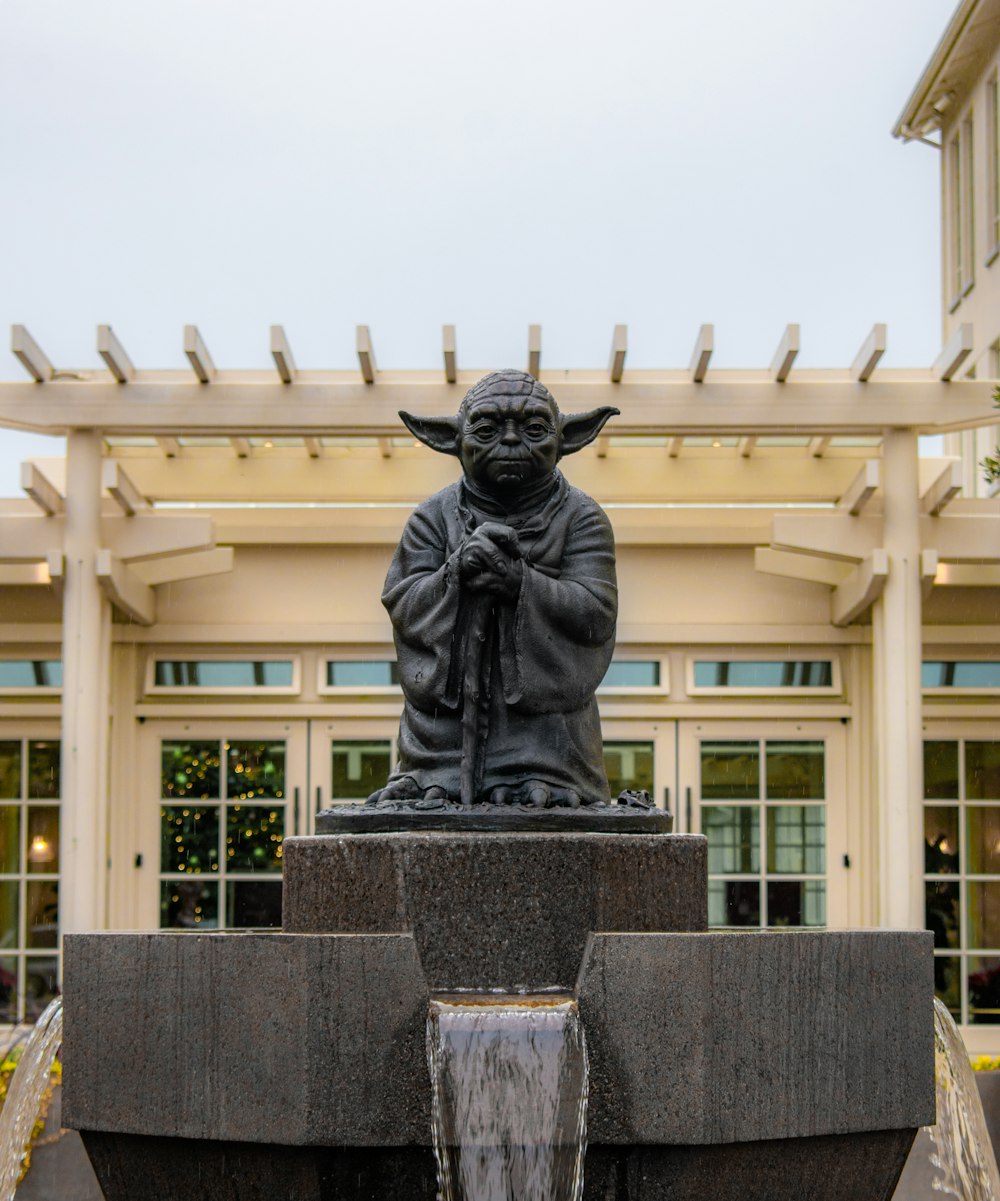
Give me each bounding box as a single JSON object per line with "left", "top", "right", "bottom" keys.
{"left": 873, "top": 428, "right": 924, "bottom": 929}
{"left": 61, "top": 429, "right": 110, "bottom": 936}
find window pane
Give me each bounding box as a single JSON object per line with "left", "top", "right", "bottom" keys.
{"left": 24, "top": 957, "right": 58, "bottom": 1021}
{"left": 226, "top": 741, "right": 286, "bottom": 801}
{"left": 925, "top": 806, "right": 960, "bottom": 874}
{"left": 160, "top": 879, "right": 219, "bottom": 929}
{"left": 154, "top": 660, "right": 293, "bottom": 687}
{"left": 225, "top": 805, "right": 284, "bottom": 872}
{"left": 765, "top": 742, "right": 824, "bottom": 800}
{"left": 327, "top": 661, "right": 400, "bottom": 687}
{"left": 162, "top": 742, "right": 221, "bottom": 800}
{"left": 332, "top": 741, "right": 391, "bottom": 800}
{"left": 969, "top": 956, "right": 1000, "bottom": 1024}
{"left": 600, "top": 661, "right": 660, "bottom": 688}
{"left": 967, "top": 807, "right": 1000, "bottom": 874}
{"left": 0, "top": 957, "right": 17, "bottom": 1023}
{"left": 969, "top": 881, "right": 1000, "bottom": 948}
{"left": 25, "top": 882, "right": 57, "bottom": 949}
{"left": 0, "top": 661, "right": 62, "bottom": 688}
{"left": 702, "top": 806, "right": 759, "bottom": 874}
{"left": 160, "top": 806, "right": 220, "bottom": 874}
{"left": 924, "top": 661, "right": 1000, "bottom": 688}
{"left": 927, "top": 880, "right": 960, "bottom": 950}
{"left": 767, "top": 806, "right": 825, "bottom": 874}
{"left": 0, "top": 882, "right": 18, "bottom": 950}
{"left": 603, "top": 742, "right": 654, "bottom": 796}
{"left": 934, "top": 955, "right": 961, "bottom": 1021}
{"left": 693, "top": 661, "right": 832, "bottom": 688}
{"left": 26, "top": 808, "right": 59, "bottom": 875}
{"left": 707, "top": 880, "right": 760, "bottom": 927}
{"left": 27, "top": 741, "right": 59, "bottom": 799}
{"left": 767, "top": 880, "right": 826, "bottom": 928}
{"left": 967, "top": 743, "right": 1000, "bottom": 800}
{"left": 701, "top": 742, "right": 759, "bottom": 800}
{"left": 226, "top": 880, "right": 282, "bottom": 929}
{"left": 0, "top": 743, "right": 18, "bottom": 799}
{"left": 924, "top": 741, "right": 960, "bottom": 800}
{"left": 0, "top": 808, "right": 19, "bottom": 874}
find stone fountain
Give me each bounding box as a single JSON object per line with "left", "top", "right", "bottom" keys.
{"left": 62, "top": 372, "right": 933, "bottom": 1201}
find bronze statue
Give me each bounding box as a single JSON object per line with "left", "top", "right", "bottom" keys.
{"left": 368, "top": 369, "right": 625, "bottom": 810}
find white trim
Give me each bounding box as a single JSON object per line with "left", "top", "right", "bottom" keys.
{"left": 686, "top": 653, "right": 842, "bottom": 698}
{"left": 145, "top": 654, "right": 301, "bottom": 696}
{"left": 0, "top": 658, "right": 62, "bottom": 697}
{"left": 317, "top": 656, "right": 401, "bottom": 697}
{"left": 596, "top": 656, "right": 670, "bottom": 697}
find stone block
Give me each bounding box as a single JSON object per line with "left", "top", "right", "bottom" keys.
{"left": 578, "top": 929, "right": 935, "bottom": 1145}
{"left": 63, "top": 932, "right": 431, "bottom": 1146}
{"left": 282, "top": 832, "right": 707, "bottom": 989}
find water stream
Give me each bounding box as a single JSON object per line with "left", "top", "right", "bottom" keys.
{"left": 427, "top": 995, "right": 588, "bottom": 1201}
{"left": 927, "top": 997, "right": 1000, "bottom": 1200}
{"left": 0, "top": 996, "right": 62, "bottom": 1201}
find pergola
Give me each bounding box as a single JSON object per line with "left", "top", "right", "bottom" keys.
{"left": 1, "top": 320, "right": 999, "bottom": 938}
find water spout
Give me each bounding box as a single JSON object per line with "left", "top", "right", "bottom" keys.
{"left": 427, "top": 995, "right": 588, "bottom": 1201}
{"left": 0, "top": 996, "right": 62, "bottom": 1201}
{"left": 928, "top": 997, "right": 1000, "bottom": 1200}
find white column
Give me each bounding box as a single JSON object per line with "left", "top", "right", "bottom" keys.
{"left": 873, "top": 428, "right": 924, "bottom": 929}
{"left": 61, "top": 429, "right": 110, "bottom": 935}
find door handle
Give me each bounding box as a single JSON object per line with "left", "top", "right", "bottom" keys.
{"left": 685, "top": 786, "right": 692, "bottom": 833}
{"left": 315, "top": 785, "right": 323, "bottom": 813}
{"left": 293, "top": 787, "right": 301, "bottom": 837}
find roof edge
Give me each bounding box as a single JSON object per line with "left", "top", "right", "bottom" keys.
{"left": 893, "top": 0, "right": 979, "bottom": 140}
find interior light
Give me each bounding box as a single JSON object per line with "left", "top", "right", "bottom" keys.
{"left": 28, "top": 835, "right": 54, "bottom": 863}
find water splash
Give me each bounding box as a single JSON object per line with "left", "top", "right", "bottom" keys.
{"left": 928, "top": 997, "right": 1000, "bottom": 1200}
{"left": 427, "top": 995, "right": 588, "bottom": 1201}
{"left": 0, "top": 996, "right": 62, "bottom": 1201}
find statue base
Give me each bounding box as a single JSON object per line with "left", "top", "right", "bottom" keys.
{"left": 315, "top": 802, "right": 673, "bottom": 834}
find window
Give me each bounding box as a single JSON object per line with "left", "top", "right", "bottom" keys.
{"left": 0, "top": 739, "right": 60, "bottom": 1022}
{"left": 925, "top": 739, "right": 1000, "bottom": 1025}
{"left": 701, "top": 739, "right": 826, "bottom": 929}
{"left": 989, "top": 73, "right": 1000, "bottom": 258}
{"left": 603, "top": 741, "right": 654, "bottom": 798}
{"left": 0, "top": 661, "right": 61, "bottom": 693}
{"left": 598, "top": 660, "right": 663, "bottom": 690}
{"left": 150, "top": 658, "right": 297, "bottom": 693}
{"left": 949, "top": 115, "right": 976, "bottom": 304}
{"left": 330, "top": 741, "right": 392, "bottom": 801}
{"left": 923, "top": 661, "right": 1000, "bottom": 691}
{"left": 159, "top": 739, "right": 287, "bottom": 930}
{"left": 689, "top": 658, "right": 836, "bottom": 695}
{"left": 322, "top": 661, "right": 401, "bottom": 690}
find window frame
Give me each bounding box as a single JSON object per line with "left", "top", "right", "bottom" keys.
{"left": 923, "top": 658, "right": 1000, "bottom": 696}
{"left": 317, "top": 657, "right": 403, "bottom": 698}
{"left": 685, "top": 654, "right": 841, "bottom": 698}
{"left": 596, "top": 657, "right": 670, "bottom": 697}
{"left": 0, "top": 659, "right": 62, "bottom": 698}
{"left": 145, "top": 655, "right": 301, "bottom": 697}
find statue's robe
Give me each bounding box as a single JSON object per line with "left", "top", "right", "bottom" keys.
{"left": 380, "top": 471, "right": 618, "bottom": 804}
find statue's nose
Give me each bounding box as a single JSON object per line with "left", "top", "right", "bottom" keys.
{"left": 501, "top": 422, "right": 520, "bottom": 445}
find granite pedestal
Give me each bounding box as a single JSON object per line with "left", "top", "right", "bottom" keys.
{"left": 63, "top": 829, "right": 934, "bottom": 1201}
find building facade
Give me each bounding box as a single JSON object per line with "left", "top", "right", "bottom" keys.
{"left": 0, "top": 2, "right": 997, "bottom": 1046}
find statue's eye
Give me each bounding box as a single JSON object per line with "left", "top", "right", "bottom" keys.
{"left": 525, "top": 422, "right": 549, "bottom": 439}
{"left": 472, "top": 422, "right": 498, "bottom": 440}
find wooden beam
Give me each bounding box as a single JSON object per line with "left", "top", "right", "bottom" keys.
{"left": 442, "top": 325, "right": 457, "bottom": 383}
{"left": 183, "top": 325, "right": 216, "bottom": 384}
{"left": 690, "top": 324, "right": 713, "bottom": 383}
{"left": 668, "top": 437, "right": 684, "bottom": 458}
{"left": 921, "top": 548, "right": 939, "bottom": 598}
{"left": 231, "top": 437, "right": 251, "bottom": 459}
{"left": 838, "top": 460, "right": 880, "bottom": 514}
{"left": 771, "top": 512, "right": 881, "bottom": 562}
{"left": 935, "top": 563, "right": 1000, "bottom": 585}
{"left": 157, "top": 436, "right": 181, "bottom": 457}
{"left": 102, "top": 460, "right": 147, "bottom": 516}
{"left": 770, "top": 324, "right": 799, "bottom": 382}
{"left": 46, "top": 549, "right": 64, "bottom": 597}
{"left": 921, "top": 461, "right": 962, "bottom": 515}
{"left": 831, "top": 549, "right": 889, "bottom": 626}
{"left": 851, "top": 323, "right": 887, "bottom": 382}
{"left": 96, "top": 548, "right": 155, "bottom": 626}
{"left": 20, "top": 462, "right": 64, "bottom": 515}
{"left": 102, "top": 514, "right": 215, "bottom": 562}
{"left": 356, "top": 325, "right": 376, "bottom": 384}
{"left": 754, "top": 546, "right": 851, "bottom": 586}
{"left": 304, "top": 437, "right": 322, "bottom": 458}
{"left": 528, "top": 325, "right": 541, "bottom": 377}
{"left": 808, "top": 436, "right": 830, "bottom": 458}
{"left": 609, "top": 324, "right": 627, "bottom": 382}
{"left": 132, "top": 546, "right": 234, "bottom": 586}
{"left": 11, "top": 326, "right": 52, "bottom": 382}
{"left": 933, "top": 322, "right": 974, "bottom": 381}
{"left": 738, "top": 436, "right": 757, "bottom": 458}
{"left": 921, "top": 514, "right": 1000, "bottom": 562}
{"left": 270, "top": 326, "right": 296, "bottom": 384}
{"left": 97, "top": 325, "right": 135, "bottom": 383}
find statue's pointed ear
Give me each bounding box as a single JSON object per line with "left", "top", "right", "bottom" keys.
{"left": 559, "top": 406, "right": 620, "bottom": 456}
{"left": 399, "top": 411, "right": 461, "bottom": 456}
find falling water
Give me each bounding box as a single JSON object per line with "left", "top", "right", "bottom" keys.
{"left": 927, "top": 997, "right": 1000, "bottom": 1200}
{"left": 0, "top": 996, "right": 62, "bottom": 1201}
{"left": 427, "top": 995, "right": 588, "bottom": 1201}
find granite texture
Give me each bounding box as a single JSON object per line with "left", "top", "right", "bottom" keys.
{"left": 282, "top": 832, "right": 708, "bottom": 989}
{"left": 315, "top": 803, "right": 673, "bottom": 834}
{"left": 63, "top": 932, "right": 431, "bottom": 1147}
{"left": 578, "top": 930, "right": 936, "bottom": 1145}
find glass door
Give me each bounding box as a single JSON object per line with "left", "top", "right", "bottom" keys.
{"left": 137, "top": 721, "right": 307, "bottom": 932}
{"left": 600, "top": 721, "right": 675, "bottom": 815}
{"left": 679, "top": 721, "right": 848, "bottom": 928}
{"left": 308, "top": 719, "right": 398, "bottom": 818}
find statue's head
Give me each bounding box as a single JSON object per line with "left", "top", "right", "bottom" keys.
{"left": 399, "top": 370, "right": 619, "bottom": 495}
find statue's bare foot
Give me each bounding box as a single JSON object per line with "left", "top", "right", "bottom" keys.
{"left": 489, "top": 785, "right": 514, "bottom": 805}
{"left": 366, "top": 776, "right": 422, "bottom": 805}
{"left": 513, "top": 781, "right": 583, "bottom": 809}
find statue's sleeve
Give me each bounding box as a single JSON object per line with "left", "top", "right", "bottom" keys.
{"left": 500, "top": 499, "right": 617, "bottom": 714}
{"left": 381, "top": 503, "right": 464, "bottom": 711}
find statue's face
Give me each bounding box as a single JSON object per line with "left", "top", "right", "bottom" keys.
{"left": 459, "top": 393, "right": 560, "bottom": 493}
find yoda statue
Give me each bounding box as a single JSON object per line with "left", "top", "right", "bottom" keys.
{"left": 368, "top": 369, "right": 625, "bottom": 810}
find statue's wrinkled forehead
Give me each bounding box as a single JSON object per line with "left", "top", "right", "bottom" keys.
{"left": 458, "top": 370, "right": 559, "bottom": 421}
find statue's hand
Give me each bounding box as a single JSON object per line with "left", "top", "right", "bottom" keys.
{"left": 465, "top": 557, "right": 523, "bottom": 600}
{"left": 459, "top": 523, "right": 521, "bottom": 581}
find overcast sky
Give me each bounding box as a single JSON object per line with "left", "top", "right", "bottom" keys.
{"left": 0, "top": 0, "right": 956, "bottom": 490}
